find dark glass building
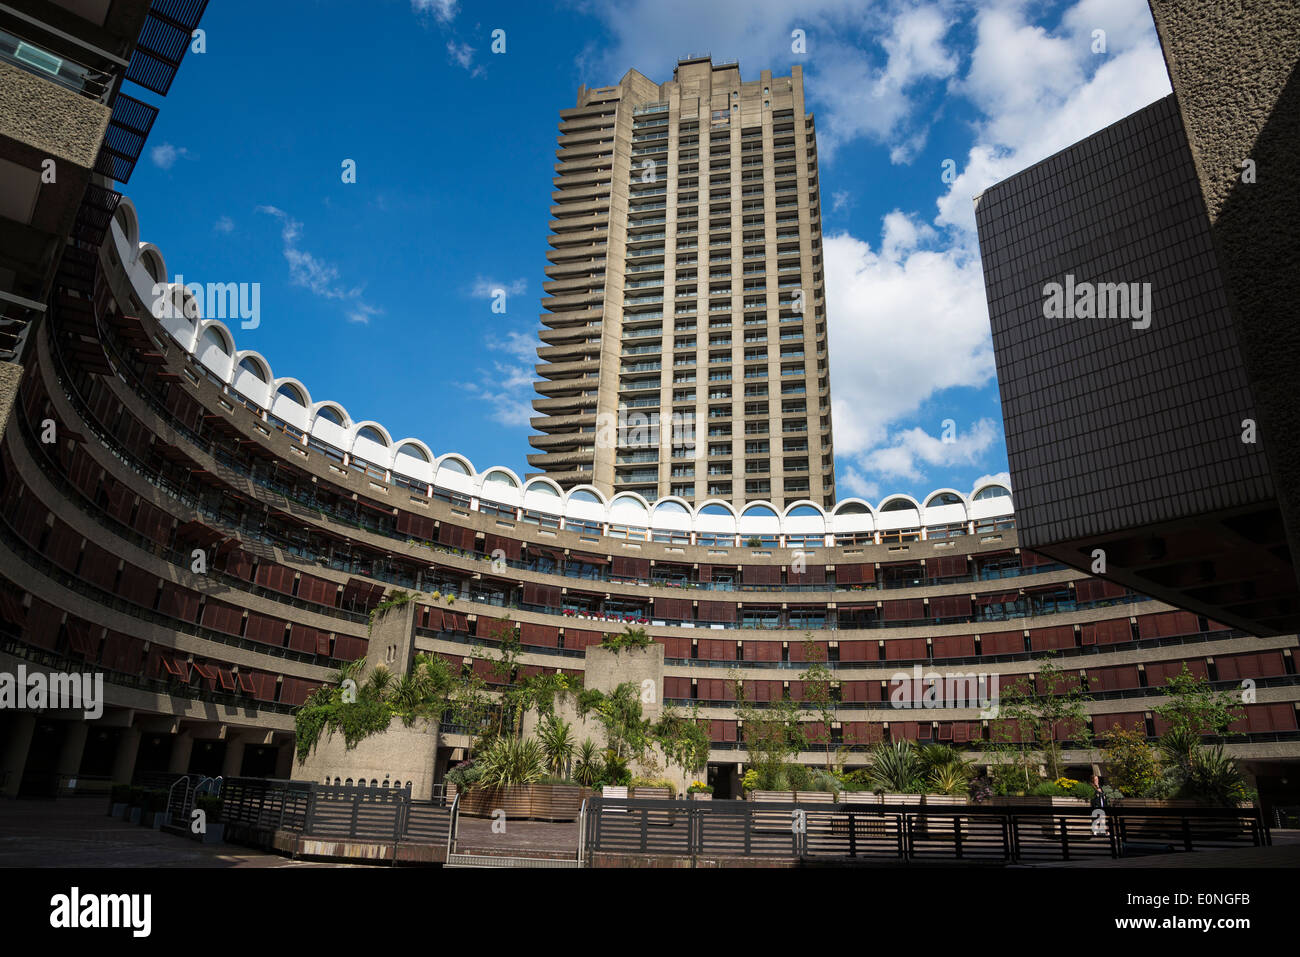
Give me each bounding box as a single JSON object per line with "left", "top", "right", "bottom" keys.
{"left": 976, "top": 0, "right": 1300, "bottom": 638}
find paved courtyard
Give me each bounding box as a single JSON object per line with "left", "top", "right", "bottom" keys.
{"left": 0, "top": 800, "right": 349, "bottom": 868}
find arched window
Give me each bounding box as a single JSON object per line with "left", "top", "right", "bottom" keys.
{"left": 276, "top": 383, "right": 306, "bottom": 405}
{"left": 881, "top": 498, "right": 916, "bottom": 512}
{"left": 787, "top": 504, "right": 821, "bottom": 517}
{"left": 200, "top": 326, "right": 231, "bottom": 355}
{"left": 974, "top": 485, "right": 1011, "bottom": 501}
{"left": 485, "top": 469, "right": 519, "bottom": 488}
{"left": 238, "top": 357, "right": 268, "bottom": 381}
{"left": 654, "top": 500, "right": 690, "bottom": 515}
{"left": 356, "top": 425, "right": 388, "bottom": 445}
{"left": 569, "top": 489, "right": 601, "bottom": 503}
{"left": 396, "top": 442, "right": 430, "bottom": 462}
{"left": 926, "top": 492, "right": 963, "bottom": 508}
{"left": 439, "top": 457, "right": 470, "bottom": 475}
{"left": 316, "top": 405, "right": 344, "bottom": 426}
{"left": 835, "top": 502, "right": 870, "bottom": 515}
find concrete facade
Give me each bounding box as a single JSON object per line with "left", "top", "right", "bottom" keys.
{"left": 293, "top": 716, "right": 441, "bottom": 801}
{"left": 528, "top": 57, "right": 836, "bottom": 510}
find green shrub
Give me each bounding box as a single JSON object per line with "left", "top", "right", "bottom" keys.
{"left": 630, "top": 776, "right": 677, "bottom": 797}
{"left": 195, "top": 794, "right": 223, "bottom": 822}
{"left": 784, "top": 763, "right": 812, "bottom": 791}
{"left": 807, "top": 770, "right": 840, "bottom": 795}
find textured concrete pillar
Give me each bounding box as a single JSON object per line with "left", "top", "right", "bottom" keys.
{"left": 111, "top": 726, "right": 141, "bottom": 784}
{"left": 1, "top": 714, "right": 36, "bottom": 798}
{"left": 168, "top": 732, "right": 193, "bottom": 774}
{"left": 56, "top": 721, "right": 90, "bottom": 778}
{"left": 221, "top": 736, "right": 245, "bottom": 778}
{"left": 273, "top": 744, "right": 293, "bottom": 780}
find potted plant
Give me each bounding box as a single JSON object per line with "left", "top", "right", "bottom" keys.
{"left": 194, "top": 794, "right": 224, "bottom": 844}
{"left": 687, "top": 781, "right": 713, "bottom": 801}
{"left": 126, "top": 787, "right": 145, "bottom": 824}
{"left": 140, "top": 789, "right": 170, "bottom": 829}
{"left": 109, "top": 784, "right": 131, "bottom": 818}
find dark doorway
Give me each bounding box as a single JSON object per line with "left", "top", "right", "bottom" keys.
{"left": 135, "top": 734, "right": 174, "bottom": 778}
{"left": 80, "top": 727, "right": 121, "bottom": 778}
{"left": 188, "top": 739, "right": 226, "bottom": 777}
{"left": 240, "top": 744, "right": 278, "bottom": 778}
{"left": 18, "top": 720, "right": 65, "bottom": 798}
{"left": 707, "top": 762, "right": 739, "bottom": 800}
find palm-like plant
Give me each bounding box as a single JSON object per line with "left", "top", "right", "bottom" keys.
{"left": 928, "top": 761, "right": 972, "bottom": 796}
{"left": 364, "top": 667, "right": 393, "bottom": 700}
{"left": 867, "top": 740, "right": 924, "bottom": 793}
{"left": 574, "top": 739, "right": 602, "bottom": 787}
{"left": 476, "top": 736, "right": 546, "bottom": 788}
{"left": 1183, "top": 745, "right": 1249, "bottom": 806}
{"left": 538, "top": 716, "right": 576, "bottom": 777}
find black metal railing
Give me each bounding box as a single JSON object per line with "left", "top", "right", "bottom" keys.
{"left": 582, "top": 797, "right": 1270, "bottom": 864}
{"left": 220, "top": 777, "right": 452, "bottom": 847}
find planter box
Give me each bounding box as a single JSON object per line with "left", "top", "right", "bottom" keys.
{"left": 991, "top": 795, "right": 1087, "bottom": 807}
{"left": 126, "top": 807, "right": 141, "bottom": 824}
{"left": 109, "top": 802, "right": 128, "bottom": 818}
{"left": 629, "top": 786, "right": 673, "bottom": 801}
{"left": 142, "top": 811, "right": 168, "bottom": 829}
{"left": 458, "top": 784, "right": 592, "bottom": 822}
{"left": 689, "top": 792, "right": 713, "bottom": 801}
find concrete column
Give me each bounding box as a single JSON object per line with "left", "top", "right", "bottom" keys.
{"left": 56, "top": 721, "right": 90, "bottom": 779}
{"left": 274, "top": 744, "right": 293, "bottom": 780}
{"left": 1, "top": 714, "right": 37, "bottom": 798}
{"left": 221, "top": 736, "right": 245, "bottom": 778}
{"left": 110, "top": 726, "right": 141, "bottom": 784}
{"left": 168, "top": 732, "right": 193, "bottom": 774}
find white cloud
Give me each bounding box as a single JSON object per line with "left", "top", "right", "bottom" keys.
{"left": 412, "top": 0, "right": 457, "bottom": 23}
{"left": 936, "top": 5, "right": 1172, "bottom": 237}
{"left": 213, "top": 216, "right": 234, "bottom": 234}
{"left": 149, "top": 143, "right": 191, "bottom": 170}
{"left": 823, "top": 0, "right": 1172, "bottom": 495}
{"left": 831, "top": 190, "right": 853, "bottom": 213}
{"left": 861, "top": 418, "right": 1000, "bottom": 483}
{"left": 461, "top": 361, "right": 536, "bottom": 427}
{"left": 571, "top": 0, "right": 952, "bottom": 162}
{"left": 446, "top": 40, "right": 483, "bottom": 76}
{"left": 837, "top": 466, "right": 880, "bottom": 502}
{"left": 824, "top": 216, "right": 993, "bottom": 458}
{"left": 970, "top": 470, "right": 1012, "bottom": 493}
{"left": 255, "top": 205, "right": 383, "bottom": 324}
{"left": 471, "top": 276, "right": 528, "bottom": 298}
{"left": 487, "top": 330, "right": 540, "bottom": 362}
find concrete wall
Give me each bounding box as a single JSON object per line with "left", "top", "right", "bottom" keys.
{"left": 521, "top": 642, "right": 696, "bottom": 793}
{"left": 293, "top": 716, "right": 441, "bottom": 801}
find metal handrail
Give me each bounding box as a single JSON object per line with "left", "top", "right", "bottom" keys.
{"left": 446, "top": 792, "right": 461, "bottom": 859}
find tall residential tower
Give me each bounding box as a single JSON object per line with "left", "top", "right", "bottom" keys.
{"left": 528, "top": 56, "right": 836, "bottom": 510}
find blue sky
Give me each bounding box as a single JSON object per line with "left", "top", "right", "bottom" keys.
{"left": 122, "top": 0, "right": 1173, "bottom": 504}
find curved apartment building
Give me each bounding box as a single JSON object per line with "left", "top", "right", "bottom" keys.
{"left": 0, "top": 197, "right": 1297, "bottom": 804}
